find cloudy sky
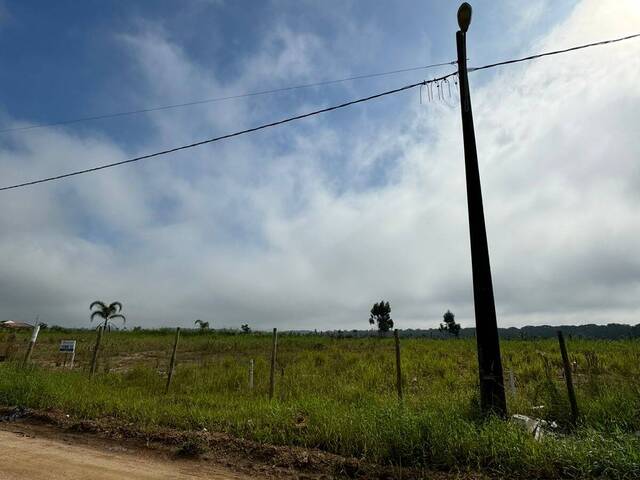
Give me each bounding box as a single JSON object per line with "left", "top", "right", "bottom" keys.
{"left": 0, "top": 0, "right": 638, "bottom": 330}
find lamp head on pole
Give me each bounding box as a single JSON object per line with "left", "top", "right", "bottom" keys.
{"left": 457, "top": 2, "right": 472, "bottom": 32}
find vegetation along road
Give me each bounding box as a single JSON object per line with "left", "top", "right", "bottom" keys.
{"left": 1, "top": 329, "right": 639, "bottom": 478}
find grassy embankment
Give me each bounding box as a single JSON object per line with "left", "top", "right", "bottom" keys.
{"left": 0, "top": 329, "right": 639, "bottom": 478}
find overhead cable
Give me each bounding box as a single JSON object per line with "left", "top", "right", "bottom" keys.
{"left": 0, "top": 61, "right": 457, "bottom": 134}
{"left": 1, "top": 32, "right": 639, "bottom": 192}
{"left": 469, "top": 33, "right": 640, "bottom": 73}
{"left": 0, "top": 73, "right": 456, "bottom": 192}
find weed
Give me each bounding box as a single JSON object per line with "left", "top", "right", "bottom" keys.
{"left": 0, "top": 331, "right": 639, "bottom": 477}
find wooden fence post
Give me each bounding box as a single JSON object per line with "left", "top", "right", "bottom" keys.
{"left": 249, "top": 359, "right": 254, "bottom": 390}
{"left": 90, "top": 326, "right": 103, "bottom": 377}
{"left": 394, "top": 329, "right": 403, "bottom": 401}
{"left": 557, "top": 330, "right": 579, "bottom": 423}
{"left": 23, "top": 324, "right": 41, "bottom": 366}
{"left": 4, "top": 333, "right": 16, "bottom": 361}
{"left": 165, "top": 327, "right": 181, "bottom": 394}
{"left": 69, "top": 345, "right": 76, "bottom": 369}
{"left": 509, "top": 368, "right": 516, "bottom": 396}
{"left": 269, "top": 328, "right": 278, "bottom": 400}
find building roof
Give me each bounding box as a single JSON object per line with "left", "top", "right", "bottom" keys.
{"left": 0, "top": 320, "right": 34, "bottom": 329}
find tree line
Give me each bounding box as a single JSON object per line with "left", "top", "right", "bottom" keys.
{"left": 17, "top": 299, "right": 640, "bottom": 340}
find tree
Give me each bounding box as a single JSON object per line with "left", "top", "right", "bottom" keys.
{"left": 194, "top": 319, "right": 210, "bottom": 330}
{"left": 241, "top": 324, "right": 251, "bottom": 334}
{"left": 90, "top": 301, "right": 126, "bottom": 331}
{"left": 439, "top": 310, "right": 460, "bottom": 337}
{"left": 369, "top": 301, "right": 393, "bottom": 333}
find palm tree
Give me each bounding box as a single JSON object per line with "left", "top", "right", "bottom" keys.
{"left": 194, "top": 319, "right": 209, "bottom": 330}
{"left": 90, "top": 301, "right": 126, "bottom": 331}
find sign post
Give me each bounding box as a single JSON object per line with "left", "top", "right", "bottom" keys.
{"left": 59, "top": 340, "right": 77, "bottom": 369}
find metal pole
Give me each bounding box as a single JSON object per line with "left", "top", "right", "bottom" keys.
{"left": 165, "top": 327, "right": 181, "bottom": 394}
{"left": 23, "top": 324, "right": 41, "bottom": 366}
{"left": 249, "top": 359, "right": 254, "bottom": 390}
{"left": 90, "top": 326, "right": 103, "bottom": 377}
{"left": 394, "top": 329, "right": 403, "bottom": 401}
{"left": 269, "top": 328, "right": 278, "bottom": 400}
{"left": 456, "top": 2, "right": 506, "bottom": 417}
{"left": 557, "top": 331, "right": 579, "bottom": 424}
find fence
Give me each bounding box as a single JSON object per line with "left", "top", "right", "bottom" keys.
{"left": 0, "top": 326, "right": 606, "bottom": 426}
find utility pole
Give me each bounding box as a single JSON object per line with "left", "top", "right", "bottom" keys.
{"left": 455, "top": 2, "right": 507, "bottom": 417}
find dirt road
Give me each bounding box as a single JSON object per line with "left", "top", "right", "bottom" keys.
{"left": 0, "top": 428, "right": 252, "bottom": 480}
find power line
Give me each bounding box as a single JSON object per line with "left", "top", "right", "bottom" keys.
{"left": 3, "top": 33, "right": 636, "bottom": 136}
{"left": 0, "top": 73, "right": 456, "bottom": 192}
{"left": 1, "top": 32, "right": 638, "bottom": 193}
{"left": 469, "top": 32, "right": 640, "bottom": 73}
{"left": 0, "top": 61, "right": 457, "bottom": 134}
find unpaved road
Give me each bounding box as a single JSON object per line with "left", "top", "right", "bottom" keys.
{"left": 0, "top": 428, "right": 252, "bottom": 480}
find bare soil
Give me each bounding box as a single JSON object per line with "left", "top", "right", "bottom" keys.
{"left": 0, "top": 427, "right": 248, "bottom": 480}
{"left": 0, "top": 407, "right": 481, "bottom": 480}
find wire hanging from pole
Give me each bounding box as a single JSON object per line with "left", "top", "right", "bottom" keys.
{"left": 0, "top": 61, "right": 459, "bottom": 135}
{"left": 0, "top": 73, "right": 457, "bottom": 192}
{"left": 1, "top": 31, "right": 639, "bottom": 192}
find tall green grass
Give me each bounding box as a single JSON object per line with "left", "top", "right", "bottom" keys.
{"left": 0, "top": 331, "right": 639, "bottom": 478}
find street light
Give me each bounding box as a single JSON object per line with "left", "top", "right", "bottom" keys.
{"left": 457, "top": 2, "right": 472, "bottom": 33}
{"left": 455, "top": 2, "right": 507, "bottom": 417}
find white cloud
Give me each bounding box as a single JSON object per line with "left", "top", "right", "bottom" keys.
{"left": 1, "top": 0, "right": 639, "bottom": 330}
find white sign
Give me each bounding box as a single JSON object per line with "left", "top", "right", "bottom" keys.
{"left": 59, "top": 340, "right": 76, "bottom": 353}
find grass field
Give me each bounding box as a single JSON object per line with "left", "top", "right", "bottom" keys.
{"left": 1, "top": 329, "right": 639, "bottom": 478}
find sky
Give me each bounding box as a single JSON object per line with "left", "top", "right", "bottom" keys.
{"left": 0, "top": 0, "right": 639, "bottom": 331}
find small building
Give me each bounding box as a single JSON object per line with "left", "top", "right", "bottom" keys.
{"left": 0, "top": 320, "right": 34, "bottom": 330}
